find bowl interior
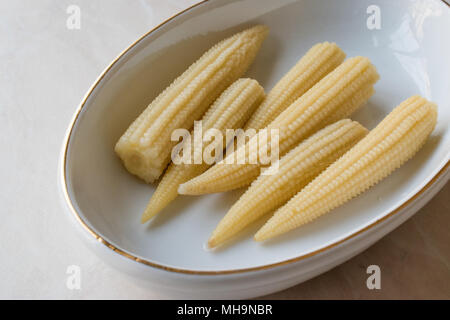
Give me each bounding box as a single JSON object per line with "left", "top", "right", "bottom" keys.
{"left": 65, "top": 0, "right": 450, "bottom": 271}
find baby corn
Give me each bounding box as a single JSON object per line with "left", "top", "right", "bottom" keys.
{"left": 208, "top": 119, "right": 368, "bottom": 248}
{"left": 115, "top": 25, "right": 268, "bottom": 183}
{"left": 141, "top": 79, "right": 265, "bottom": 223}
{"left": 245, "top": 42, "right": 345, "bottom": 130}
{"left": 179, "top": 56, "right": 379, "bottom": 195}
{"left": 255, "top": 96, "right": 437, "bottom": 241}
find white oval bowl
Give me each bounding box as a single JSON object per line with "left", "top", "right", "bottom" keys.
{"left": 60, "top": 0, "right": 450, "bottom": 299}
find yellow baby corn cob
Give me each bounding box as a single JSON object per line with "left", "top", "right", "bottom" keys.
{"left": 179, "top": 56, "right": 379, "bottom": 195}
{"left": 244, "top": 42, "right": 345, "bottom": 130}
{"left": 255, "top": 96, "right": 437, "bottom": 241}
{"left": 115, "top": 25, "right": 268, "bottom": 183}
{"left": 208, "top": 119, "right": 368, "bottom": 248}
{"left": 141, "top": 79, "right": 265, "bottom": 223}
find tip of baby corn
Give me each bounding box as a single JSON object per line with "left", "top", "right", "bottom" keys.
{"left": 178, "top": 181, "right": 198, "bottom": 195}
{"left": 140, "top": 200, "right": 164, "bottom": 224}
{"left": 140, "top": 209, "right": 156, "bottom": 224}
{"left": 140, "top": 215, "right": 150, "bottom": 224}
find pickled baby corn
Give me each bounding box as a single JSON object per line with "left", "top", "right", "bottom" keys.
{"left": 115, "top": 25, "right": 268, "bottom": 183}
{"left": 179, "top": 57, "right": 380, "bottom": 195}
{"left": 245, "top": 42, "right": 345, "bottom": 130}
{"left": 255, "top": 96, "right": 437, "bottom": 241}
{"left": 208, "top": 119, "right": 368, "bottom": 248}
{"left": 141, "top": 79, "right": 265, "bottom": 223}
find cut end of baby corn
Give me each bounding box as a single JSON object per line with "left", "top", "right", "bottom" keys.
{"left": 141, "top": 78, "right": 265, "bottom": 223}
{"left": 245, "top": 42, "right": 346, "bottom": 130}
{"left": 115, "top": 25, "right": 268, "bottom": 183}
{"left": 255, "top": 95, "right": 437, "bottom": 242}
{"left": 179, "top": 56, "right": 380, "bottom": 194}
{"left": 207, "top": 119, "right": 368, "bottom": 248}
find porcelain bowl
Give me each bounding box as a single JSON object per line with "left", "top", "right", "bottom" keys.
{"left": 60, "top": 0, "right": 450, "bottom": 299}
